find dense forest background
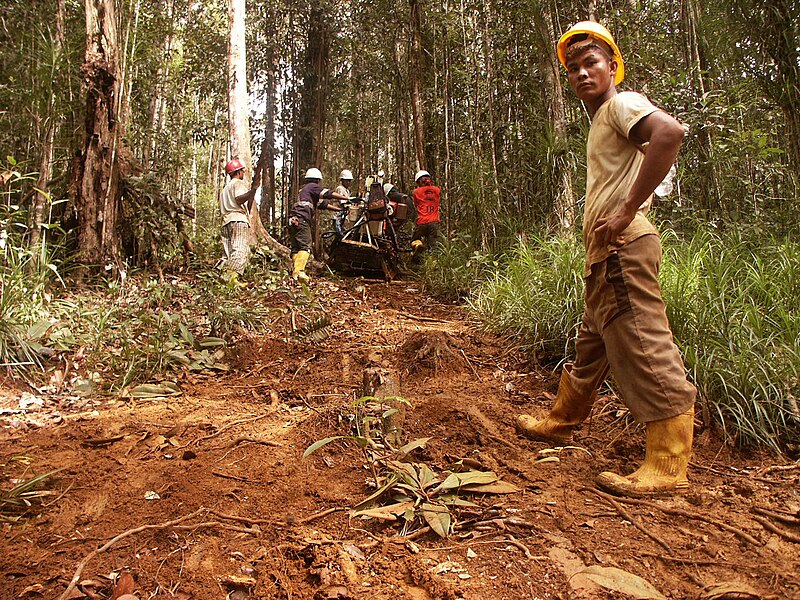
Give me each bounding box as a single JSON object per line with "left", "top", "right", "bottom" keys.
{"left": 1, "top": 0, "right": 798, "bottom": 451}
{"left": 3, "top": 0, "right": 798, "bottom": 251}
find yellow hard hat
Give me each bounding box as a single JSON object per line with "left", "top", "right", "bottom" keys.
{"left": 557, "top": 21, "right": 624, "bottom": 85}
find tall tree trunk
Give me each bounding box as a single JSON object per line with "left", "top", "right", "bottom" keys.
{"left": 257, "top": 47, "right": 277, "bottom": 226}
{"left": 145, "top": 0, "right": 174, "bottom": 167}
{"left": 297, "top": 5, "right": 330, "bottom": 255}
{"left": 228, "top": 0, "right": 273, "bottom": 245}
{"left": 30, "top": 0, "right": 66, "bottom": 248}
{"left": 228, "top": 0, "right": 252, "bottom": 169}
{"left": 536, "top": 4, "right": 575, "bottom": 232}
{"left": 683, "top": 0, "right": 720, "bottom": 215}
{"left": 409, "top": 0, "right": 426, "bottom": 170}
{"left": 75, "top": 0, "right": 123, "bottom": 271}
{"left": 297, "top": 6, "right": 330, "bottom": 170}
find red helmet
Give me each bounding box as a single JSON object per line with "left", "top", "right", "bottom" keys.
{"left": 225, "top": 159, "right": 245, "bottom": 175}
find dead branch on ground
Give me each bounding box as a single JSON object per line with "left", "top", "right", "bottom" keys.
{"left": 752, "top": 515, "right": 800, "bottom": 543}
{"left": 588, "top": 488, "right": 672, "bottom": 552}
{"left": 210, "top": 507, "right": 345, "bottom": 528}
{"left": 191, "top": 412, "right": 273, "bottom": 445}
{"left": 223, "top": 436, "right": 283, "bottom": 449}
{"left": 752, "top": 506, "right": 800, "bottom": 527}
{"left": 58, "top": 509, "right": 207, "bottom": 600}
{"left": 585, "top": 488, "right": 762, "bottom": 546}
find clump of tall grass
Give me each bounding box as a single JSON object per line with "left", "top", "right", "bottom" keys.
{"left": 418, "top": 234, "right": 501, "bottom": 301}
{"left": 469, "top": 233, "right": 584, "bottom": 359}
{"left": 0, "top": 169, "right": 62, "bottom": 373}
{"left": 469, "top": 227, "right": 800, "bottom": 452}
{"left": 660, "top": 228, "right": 800, "bottom": 452}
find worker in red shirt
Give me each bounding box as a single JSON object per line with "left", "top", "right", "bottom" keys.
{"left": 410, "top": 170, "right": 441, "bottom": 253}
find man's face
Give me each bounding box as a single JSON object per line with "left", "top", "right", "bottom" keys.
{"left": 418, "top": 176, "right": 431, "bottom": 186}
{"left": 342, "top": 179, "right": 352, "bottom": 189}
{"left": 565, "top": 47, "right": 616, "bottom": 103}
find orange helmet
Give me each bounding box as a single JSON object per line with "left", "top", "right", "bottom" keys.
{"left": 557, "top": 21, "right": 624, "bottom": 85}
{"left": 225, "top": 159, "right": 245, "bottom": 175}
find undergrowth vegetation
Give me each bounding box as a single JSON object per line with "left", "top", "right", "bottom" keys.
{"left": 1, "top": 172, "right": 285, "bottom": 392}
{"left": 0, "top": 169, "right": 63, "bottom": 375}
{"left": 660, "top": 229, "right": 800, "bottom": 452}
{"left": 427, "top": 226, "right": 799, "bottom": 453}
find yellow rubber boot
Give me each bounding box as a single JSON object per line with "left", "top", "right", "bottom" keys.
{"left": 223, "top": 270, "right": 246, "bottom": 289}
{"left": 595, "top": 407, "right": 694, "bottom": 497}
{"left": 516, "top": 364, "right": 597, "bottom": 443}
{"left": 292, "top": 250, "right": 311, "bottom": 283}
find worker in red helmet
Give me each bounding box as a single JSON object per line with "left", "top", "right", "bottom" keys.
{"left": 516, "top": 22, "right": 695, "bottom": 498}
{"left": 219, "top": 159, "right": 260, "bottom": 287}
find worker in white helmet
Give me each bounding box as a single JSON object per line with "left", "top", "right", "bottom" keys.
{"left": 335, "top": 169, "right": 354, "bottom": 198}
{"left": 288, "top": 168, "right": 349, "bottom": 283}
{"left": 516, "top": 22, "right": 695, "bottom": 498}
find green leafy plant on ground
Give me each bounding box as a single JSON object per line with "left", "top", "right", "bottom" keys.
{"left": 304, "top": 396, "right": 518, "bottom": 537}
{"left": 660, "top": 228, "right": 800, "bottom": 453}
{"left": 0, "top": 468, "right": 62, "bottom": 523}
{"left": 417, "top": 234, "right": 501, "bottom": 301}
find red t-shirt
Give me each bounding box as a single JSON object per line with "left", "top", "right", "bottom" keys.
{"left": 413, "top": 185, "right": 440, "bottom": 224}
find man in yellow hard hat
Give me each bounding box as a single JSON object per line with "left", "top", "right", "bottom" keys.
{"left": 516, "top": 21, "right": 696, "bottom": 498}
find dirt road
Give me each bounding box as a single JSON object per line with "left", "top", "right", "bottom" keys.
{"left": 1, "top": 278, "right": 798, "bottom": 599}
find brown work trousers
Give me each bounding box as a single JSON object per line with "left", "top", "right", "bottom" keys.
{"left": 570, "top": 234, "right": 696, "bottom": 423}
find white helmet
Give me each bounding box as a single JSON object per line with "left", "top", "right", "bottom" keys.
{"left": 415, "top": 170, "right": 430, "bottom": 182}
{"left": 339, "top": 169, "right": 353, "bottom": 180}
{"left": 304, "top": 167, "right": 323, "bottom": 180}
{"left": 383, "top": 183, "right": 394, "bottom": 196}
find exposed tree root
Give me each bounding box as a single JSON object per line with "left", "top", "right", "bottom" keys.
{"left": 399, "top": 330, "right": 465, "bottom": 376}
{"left": 58, "top": 509, "right": 207, "bottom": 600}
{"left": 589, "top": 488, "right": 673, "bottom": 552}
{"left": 586, "top": 487, "right": 762, "bottom": 546}
{"left": 752, "top": 515, "right": 800, "bottom": 543}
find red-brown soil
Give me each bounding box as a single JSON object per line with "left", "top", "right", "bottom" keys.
{"left": 1, "top": 279, "right": 798, "bottom": 599}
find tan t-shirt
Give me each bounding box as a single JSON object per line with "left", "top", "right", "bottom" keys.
{"left": 583, "top": 91, "right": 660, "bottom": 276}
{"left": 220, "top": 178, "right": 250, "bottom": 226}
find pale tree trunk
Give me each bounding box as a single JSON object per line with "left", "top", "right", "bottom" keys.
{"left": 30, "top": 0, "right": 66, "bottom": 248}
{"left": 75, "top": 0, "right": 123, "bottom": 271}
{"left": 119, "top": 0, "right": 141, "bottom": 128}
{"left": 443, "top": 9, "right": 452, "bottom": 237}
{"left": 145, "top": 0, "right": 174, "bottom": 166}
{"left": 683, "top": 0, "right": 721, "bottom": 213}
{"left": 227, "top": 0, "right": 273, "bottom": 246}
{"left": 409, "top": 0, "right": 426, "bottom": 170}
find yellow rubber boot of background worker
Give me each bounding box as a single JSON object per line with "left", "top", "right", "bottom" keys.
{"left": 516, "top": 364, "right": 596, "bottom": 443}
{"left": 595, "top": 407, "right": 694, "bottom": 497}
{"left": 292, "top": 250, "right": 311, "bottom": 283}
{"left": 223, "top": 270, "right": 246, "bottom": 289}
{"left": 411, "top": 240, "right": 424, "bottom": 253}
